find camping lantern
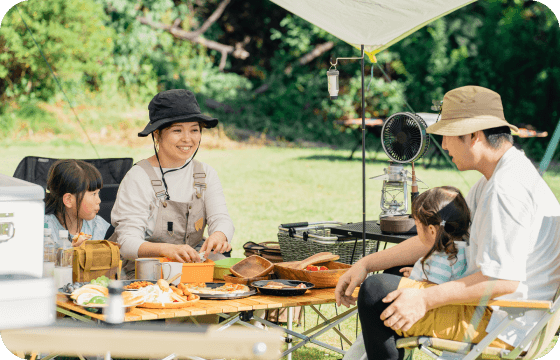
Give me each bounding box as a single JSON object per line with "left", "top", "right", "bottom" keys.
{"left": 327, "top": 68, "right": 339, "bottom": 99}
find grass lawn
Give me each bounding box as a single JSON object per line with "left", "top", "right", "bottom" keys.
{"left": 2, "top": 139, "right": 559, "bottom": 359}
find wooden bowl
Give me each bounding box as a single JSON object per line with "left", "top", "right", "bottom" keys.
{"left": 229, "top": 255, "right": 274, "bottom": 278}
{"left": 223, "top": 274, "right": 271, "bottom": 286}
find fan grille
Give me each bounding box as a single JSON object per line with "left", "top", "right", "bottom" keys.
{"left": 381, "top": 113, "right": 430, "bottom": 163}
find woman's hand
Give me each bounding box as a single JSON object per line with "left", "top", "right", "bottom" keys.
{"left": 200, "top": 231, "right": 231, "bottom": 257}
{"left": 399, "top": 267, "right": 413, "bottom": 278}
{"left": 335, "top": 261, "right": 368, "bottom": 307}
{"left": 161, "top": 243, "right": 201, "bottom": 263}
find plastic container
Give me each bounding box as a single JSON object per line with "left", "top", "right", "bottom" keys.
{"left": 0, "top": 174, "right": 45, "bottom": 278}
{"left": 213, "top": 258, "right": 244, "bottom": 280}
{"left": 0, "top": 274, "right": 56, "bottom": 330}
{"left": 159, "top": 258, "right": 215, "bottom": 283}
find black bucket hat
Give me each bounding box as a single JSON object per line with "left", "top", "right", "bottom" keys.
{"left": 138, "top": 89, "right": 218, "bottom": 137}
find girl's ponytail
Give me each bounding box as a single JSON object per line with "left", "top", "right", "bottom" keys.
{"left": 412, "top": 186, "right": 471, "bottom": 278}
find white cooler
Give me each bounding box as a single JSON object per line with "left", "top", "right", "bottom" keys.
{"left": 0, "top": 174, "right": 56, "bottom": 330}
{"left": 0, "top": 174, "right": 44, "bottom": 277}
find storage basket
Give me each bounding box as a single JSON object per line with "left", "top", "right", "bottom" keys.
{"left": 277, "top": 222, "right": 378, "bottom": 265}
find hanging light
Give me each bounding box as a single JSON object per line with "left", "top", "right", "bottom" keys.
{"left": 327, "top": 66, "right": 339, "bottom": 100}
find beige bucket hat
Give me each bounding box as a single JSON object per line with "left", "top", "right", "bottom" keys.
{"left": 426, "top": 86, "right": 518, "bottom": 136}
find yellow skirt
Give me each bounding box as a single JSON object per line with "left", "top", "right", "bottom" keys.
{"left": 395, "top": 277, "right": 513, "bottom": 350}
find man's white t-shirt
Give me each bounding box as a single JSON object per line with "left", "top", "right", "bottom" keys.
{"left": 464, "top": 146, "right": 560, "bottom": 347}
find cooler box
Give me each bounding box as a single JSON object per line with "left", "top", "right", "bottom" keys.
{"left": 0, "top": 174, "right": 45, "bottom": 277}
{"left": 0, "top": 274, "right": 56, "bottom": 330}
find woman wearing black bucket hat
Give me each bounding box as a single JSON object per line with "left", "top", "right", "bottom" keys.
{"left": 110, "top": 89, "right": 234, "bottom": 279}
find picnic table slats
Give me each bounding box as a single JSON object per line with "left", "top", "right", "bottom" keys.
{"left": 57, "top": 288, "right": 356, "bottom": 322}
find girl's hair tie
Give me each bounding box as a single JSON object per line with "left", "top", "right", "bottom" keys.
{"left": 440, "top": 220, "right": 446, "bottom": 227}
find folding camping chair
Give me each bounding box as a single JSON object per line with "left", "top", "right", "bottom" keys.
{"left": 12, "top": 156, "right": 133, "bottom": 224}
{"left": 395, "top": 284, "right": 560, "bottom": 360}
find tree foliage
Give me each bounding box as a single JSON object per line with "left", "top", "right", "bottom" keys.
{"left": 1, "top": 0, "right": 559, "bottom": 160}
{"left": 0, "top": 0, "right": 115, "bottom": 102}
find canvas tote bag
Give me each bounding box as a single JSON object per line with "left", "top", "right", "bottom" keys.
{"left": 72, "top": 240, "right": 121, "bottom": 282}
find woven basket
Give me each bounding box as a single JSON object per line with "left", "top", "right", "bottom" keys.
{"left": 278, "top": 223, "right": 378, "bottom": 265}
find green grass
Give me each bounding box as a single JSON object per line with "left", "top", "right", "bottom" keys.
{"left": 2, "top": 141, "right": 559, "bottom": 359}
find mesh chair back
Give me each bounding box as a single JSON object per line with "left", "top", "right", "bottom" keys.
{"left": 13, "top": 156, "right": 133, "bottom": 224}
{"left": 12, "top": 156, "right": 133, "bottom": 189}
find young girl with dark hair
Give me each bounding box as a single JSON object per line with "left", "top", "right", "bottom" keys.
{"left": 44, "top": 159, "right": 110, "bottom": 246}
{"left": 342, "top": 186, "right": 471, "bottom": 360}
{"left": 400, "top": 186, "right": 471, "bottom": 284}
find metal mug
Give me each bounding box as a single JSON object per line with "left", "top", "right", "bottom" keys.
{"left": 135, "top": 258, "right": 162, "bottom": 280}
{"left": 156, "top": 262, "right": 182, "bottom": 286}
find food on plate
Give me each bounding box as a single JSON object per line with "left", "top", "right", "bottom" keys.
{"left": 262, "top": 281, "right": 307, "bottom": 289}
{"left": 86, "top": 296, "right": 107, "bottom": 305}
{"left": 185, "top": 282, "right": 250, "bottom": 295}
{"left": 60, "top": 282, "right": 90, "bottom": 293}
{"left": 122, "top": 291, "right": 146, "bottom": 306}
{"left": 305, "top": 265, "right": 329, "bottom": 271}
{"left": 157, "top": 279, "right": 170, "bottom": 292}
{"left": 90, "top": 275, "right": 110, "bottom": 288}
{"left": 134, "top": 283, "right": 198, "bottom": 305}
{"left": 71, "top": 283, "right": 143, "bottom": 307}
{"left": 123, "top": 281, "right": 154, "bottom": 290}
{"left": 72, "top": 232, "right": 92, "bottom": 246}
{"left": 177, "top": 283, "right": 192, "bottom": 296}
{"left": 71, "top": 284, "right": 109, "bottom": 300}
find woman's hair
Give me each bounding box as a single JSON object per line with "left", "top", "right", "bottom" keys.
{"left": 44, "top": 159, "right": 103, "bottom": 231}
{"left": 411, "top": 186, "right": 471, "bottom": 277}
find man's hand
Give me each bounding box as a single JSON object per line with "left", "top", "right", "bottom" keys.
{"left": 200, "top": 231, "right": 231, "bottom": 257}
{"left": 161, "top": 243, "right": 200, "bottom": 263}
{"left": 380, "top": 288, "right": 428, "bottom": 332}
{"left": 399, "top": 267, "right": 413, "bottom": 278}
{"left": 335, "top": 262, "right": 368, "bottom": 307}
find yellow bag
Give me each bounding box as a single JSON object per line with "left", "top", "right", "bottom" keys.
{"left": 72, "top": 240, "right": 121, "bottom": 282}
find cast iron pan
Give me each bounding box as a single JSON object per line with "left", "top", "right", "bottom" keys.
{"left": 251, "top": 279, "right": 315, "bottom": 296}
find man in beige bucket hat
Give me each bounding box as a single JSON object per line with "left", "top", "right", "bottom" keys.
{"left": 336, "top": 85, "right": 560, "bottom": 360}
{"left": 426, "top": 85, "right": 519, "bottom": 176}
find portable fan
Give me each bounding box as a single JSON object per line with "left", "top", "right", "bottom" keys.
{"left": 371, "top": 112, "right": 430, "bottom": 224}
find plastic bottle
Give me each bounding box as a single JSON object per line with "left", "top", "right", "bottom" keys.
{"left": 42, "top": 224, "right": 55, "bottom": 278}
{"left": 54, "top": 230, "right": 73, "bottom": 288}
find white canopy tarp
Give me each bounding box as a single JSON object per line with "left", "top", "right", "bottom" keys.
{"left": 270, "top": 0, "right": 476, "bottom": 61}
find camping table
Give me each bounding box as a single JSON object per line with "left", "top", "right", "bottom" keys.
{"left": 55, "top": 286, "right": 360, "bottom": 359}
{"left": 330, "top": 220, "right": 415, "bottom": 245}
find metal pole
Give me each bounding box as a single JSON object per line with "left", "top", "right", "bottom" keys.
{"left": 539, "top": 119, "right": 560, "bottom": 176}
{"left": 361, "top": 45, "right": 366, "bottom": 258}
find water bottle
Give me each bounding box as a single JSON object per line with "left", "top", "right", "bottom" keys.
{"left": 43, "top": 224, "right": 55, "bottom": 278}
{"left": 54, "top": 230, "right": 73, "bottom": 288}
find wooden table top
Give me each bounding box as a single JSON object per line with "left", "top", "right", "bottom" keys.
{"left": 56, "top": 287, "right": 359, "bottom": 323}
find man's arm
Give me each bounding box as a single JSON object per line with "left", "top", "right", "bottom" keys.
{"left": 363, "top": 235, "right": 432, "bottom": 273}
{"left": 335, "top": 235, "right": 431, "bottom": 307}
{"left": 381, "top": 271, "right": 519, "bottom": 332}
{"left": 423, "top": 271, "right": 519, "bottom": 310}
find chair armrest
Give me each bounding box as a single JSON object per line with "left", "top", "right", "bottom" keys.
{"left": 456, "top": 299, "right": 552, "bottom": 309}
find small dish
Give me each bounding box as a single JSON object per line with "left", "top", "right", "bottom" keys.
{"left": 251, "top": 279, "right": 314, "bottom": 296}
